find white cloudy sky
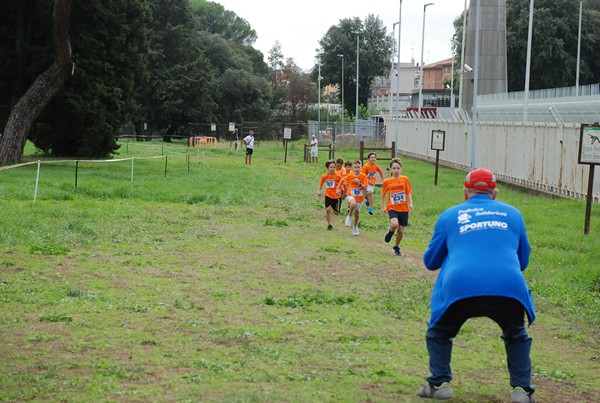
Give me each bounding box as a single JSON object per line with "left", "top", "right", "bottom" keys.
{"left": 214, "top": 0, "right": 470, "bottom": 71}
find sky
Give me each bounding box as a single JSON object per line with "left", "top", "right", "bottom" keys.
{"left": 214, "top": 0, "right": 470, "bottom": 71}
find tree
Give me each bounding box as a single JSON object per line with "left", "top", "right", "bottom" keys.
{"left": 452, "top": 0, "right": 600, "bottom": 93}
{"left": 189, "top": 0, "right": 257, "bottom": 46}
{"left": 190, "top": 1, "right": 272, "bottom": 125}
{"left": 317, "top": 15, "right": 392, "bottom": 119}
{"left": 0, "top": 0, "right": 72, "bottom": 165}
{"left": 32, "top": 0, "right": 151, "bottom": 156}
{"left": 270, "top": 58, "right": 315, "bottom": 123}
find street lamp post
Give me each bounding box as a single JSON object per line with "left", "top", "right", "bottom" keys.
{"left": 576, "top": 0, "right": 583, "bottom": 96}
{"left": 418, "top": 3, "right": 434, "bottom": 117}
{"left": 458, "top": 0, "right": 467, "bottom": 111}
{"left": 523, "top": 0, "right": 534, "bottom": 122}
{"left": 471, "top": 0, "right": 481, "bottom": 170}
{"left": 354, "top": 32, "right": 360, "bottom": 121}
{"left": 395, "top": 0, "right": 402, "bottom": 154}
{"left": 389, "top": 21, "right": 400, "bottom": 115}
{"left": 337, "top": 54, "right": 345, "bottom": 134}
{"left": 317, "top": 55, "right": 322, "bottom": 135}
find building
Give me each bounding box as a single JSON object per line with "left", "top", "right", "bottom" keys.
{"left": 421, "top": 57, "right": 453, "bottom": 89}
{"left": 368, "top": 60, "right": 416, "bottom": 115}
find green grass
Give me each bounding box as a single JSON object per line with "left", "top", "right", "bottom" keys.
{"left": 0, "top": 139, "right": 598, "bottom": 402}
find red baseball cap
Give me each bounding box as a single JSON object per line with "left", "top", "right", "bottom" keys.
{"left": 464, "top": 168, "right": 497, "bottom": 191}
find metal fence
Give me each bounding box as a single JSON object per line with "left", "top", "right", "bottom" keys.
{"left": 384, "top": 117, "right": 599, "bottom": 202}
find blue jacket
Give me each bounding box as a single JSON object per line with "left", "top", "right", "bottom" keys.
{"left": 423, "top": 194, "right": 535, "bottom": 327}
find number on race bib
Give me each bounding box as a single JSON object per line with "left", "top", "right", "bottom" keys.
{"left": 352, "top": 188, "right": 363, "bottom": 197}
{"left": 391, "top": 192, "right": 406, "bottom": 204}
{"left": 326, "top": 180, "right": 335, "bottom": 188}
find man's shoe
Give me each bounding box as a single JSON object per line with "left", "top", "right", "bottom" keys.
{"left": 511, "top": 387, "right": 536, "bottom": 403}
{"left": 384, "top": 230, "right": 394, "bottom": 243}
{"left": 393, "top": 246, "right": 401, "bottom": 256}
{"left": 352, "top": 226, "right": 360, "bottom": 236}
{"left": 368, "top": 207, "right": 374, "bottom": 215}
{"left": 327, "top": 224, "right": 333, "bottom": 230}
{"left": 344, "top": 216, "right": 352, "bottom": 226}
{"left": 365, "top": 199, "right": 370, "bottom": 207}
{"left": 417, "top": 382, "right": 452, "bottom": 400}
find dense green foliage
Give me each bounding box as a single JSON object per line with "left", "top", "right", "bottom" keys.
{"left": 452, "top": 0, "right": 600, "bottom": 92}
{"left": 317, "top": 15, "right": 393, "bottom": 118}
{"left": 0, "top": 0, "right": 273, "bottom": 157}
{"left": 506, "top": 0, "right": 600, "bottom": 91}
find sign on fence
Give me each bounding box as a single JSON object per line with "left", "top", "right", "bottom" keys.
{"left": 431, "top": 130, "right": 446, "bottom": 186}
{"left": 577, "top": 123, "right": 600, "bottom": 235}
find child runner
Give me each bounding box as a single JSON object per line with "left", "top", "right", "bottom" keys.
{"left": 361, "top": 152, "right": 385, "bottom": 215}
{"left": 337, "top": 160, "right": 368, "bottom": 236}
{"left": 317, "top": 160, "right": 342, "bottom": 230}
{"left": 381, "top": 158, "right": 413, "bottom": 256}
{"left": 334, "top": 158, "right": 347, "bottom": 214}
{"left": 335, "top": 158, "right": 346, "bottom": 177}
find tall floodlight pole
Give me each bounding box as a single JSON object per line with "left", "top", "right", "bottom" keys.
{"left": 523, "top": 0, "right": 534, "bottom": 122}
{"left": 470, "top": 0, "right": 480, "bottom": 170}
{"left": 395, "top": 0, "right": 402, "bottom": 153}
{"left": 390, "top": 22, "right": 400, "bottom": 115}
{"left": 318, "top": 55, "right": 322, "bottom": 134}
{"left": 450, "top": 48, "right": 455, "bottom": 107}
{"left": 418, "top": 3, "right": 434, "bottom": 117}
{"left": 338, "top": 54, "right": 345, "bottom": 133}
{"left": 458, "top": 0, "right": 468, "bottom": 110}
{"left": 354, "top": 32, "right": 360, "bottom": 120}
{"left": 576, "top": 0, "right": 583, "bottom": 96}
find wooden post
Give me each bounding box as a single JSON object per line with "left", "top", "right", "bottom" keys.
{"left": 584, "top": 164, "right": 595, "bottom": 235}
{"left": 75, "top": 160, "right": 79, "bottom": 188}
{"left": 434, "top": 150, "right": 440, "bottom": 186}
{"left": 359, "top": 141, "right": 365, "bottom": 161}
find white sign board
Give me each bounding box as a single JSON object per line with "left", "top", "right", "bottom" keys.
{"left": 431, "top": 130, "right": 445, "bottom": 151}
{"left": 283, "top": 127, "right": 292, "bottom": 140}
{"left": 229, "top": 122, "right": 235, "bottom": 132}
{"left": 211, "top": 124, "right": 216, "bottom": 132}
{"left": 578, "top": 124, "right": 600, "bottom": 165}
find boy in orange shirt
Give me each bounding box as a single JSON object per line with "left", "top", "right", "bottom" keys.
{"left": 335, "top": 158, "right": 346, "bottom": 177}
{"left": 317, "top": 160, "right": 343, "bottom": 230}
{"left": 361, "top": 152, "right": 385, "bottom": 215}
{"left": 381, "top": 158, "right": 413, "bottom": 256}
{"left": 336, "top": 160, "right": 368, "bottom": 236}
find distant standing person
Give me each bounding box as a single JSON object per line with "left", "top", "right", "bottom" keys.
{"left": 418, "top": 168, "right": 536, "bottom": 403}
{"left": 336, "top": 160, "right": 368, "bottom": 236}
{"left": 243, "top": 130, "right": 255, "bottom": 165}
{"left": 310, "top": 135, "right": 319, "bottom": 163}
{"left": 361, "top": 152, "right": 384, "bottom": 215}
{"left": 317, "top": 160, "right": 342, "bottom": 230}
{"left": 381, "top": 158, "right": 412, "bottom": 256}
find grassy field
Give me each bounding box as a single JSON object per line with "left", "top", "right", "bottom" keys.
{"left": 0, "top": 139, "right": 598, "bottom": 402}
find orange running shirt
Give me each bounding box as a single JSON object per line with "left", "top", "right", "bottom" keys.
{"left": 342, "top": 172, "right": 368, "bottom": 203}
{"left": 320, "top": 172, "right": 342, "bottom": 199}
{"left": 382, "top": 175, "right": 412, "bottom": 212}
{"left": 335, "top": 167, "right": 347, "bottom": 177}
{"left": 361, "top": 162, "right": 384, "bottom": 185}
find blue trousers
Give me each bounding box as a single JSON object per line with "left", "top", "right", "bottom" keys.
{"left": 426, "top": 296, "right": 534, "bottom": 393}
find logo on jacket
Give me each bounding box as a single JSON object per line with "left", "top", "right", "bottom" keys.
{"left": 457, "top": 212, "right": 471, "bottom": 224}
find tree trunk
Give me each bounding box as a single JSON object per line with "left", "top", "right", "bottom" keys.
{"left": 0, "top": 0, "right": 72, "bottom": 166}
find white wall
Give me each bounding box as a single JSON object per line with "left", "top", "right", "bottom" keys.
{"left": 385, "top": 118, "right": 600, "bottom": 202}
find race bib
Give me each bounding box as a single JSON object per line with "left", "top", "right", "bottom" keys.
{"left": 390, "top": 191, "right": 406, "bottom": 204}
{"left": 368, "top": 172, "right": 376, "bottom": 178}
{"left": 352, "top": 188, "right": 363, "bottom": 197}
{"left": 326, "top": 180, "right": 335, "bottom": 188}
